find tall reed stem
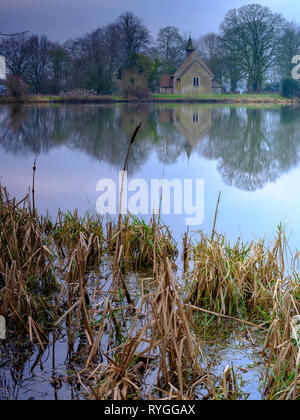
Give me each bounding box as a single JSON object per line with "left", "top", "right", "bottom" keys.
{"left": 211, "top": 191, "right": 221, "bottom": 242}
{"left": 32, "top": 155, "right": 37, "bottom": 216}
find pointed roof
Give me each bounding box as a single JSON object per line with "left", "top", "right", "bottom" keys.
{"left": 174, "top": 50, "right": 214, "bottom": 80}
{"left": 184, "top": 142, "right": 193, "bottom": 162}
{"left": 173, "top": 108, "right": 212, "bottom": 152}
{"left": 186, "top": 36, "right": 195, "bottom": 55}
{"left": 160, "top": 74, "right": 173, "bottom": 88}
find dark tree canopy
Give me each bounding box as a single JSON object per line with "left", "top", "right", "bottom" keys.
{"left": 0, "top": 6, "right": 299, "bottom": 95}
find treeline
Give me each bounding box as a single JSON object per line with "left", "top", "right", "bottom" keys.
{"left": 1, "top": 4, "right": 300, "bottom": 96}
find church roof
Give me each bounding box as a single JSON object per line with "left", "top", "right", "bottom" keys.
{"left": 174, "top": 51, "right": 214, "bottom": 80}
{"left": 160, "top": 74, "right": 173, "bottom": 88}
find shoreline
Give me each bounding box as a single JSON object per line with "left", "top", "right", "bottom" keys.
{"left": 0, "top": 93, "right": 297, "bottom": 106}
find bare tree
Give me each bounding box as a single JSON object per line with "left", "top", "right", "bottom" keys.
{"left": 276, "top": 21, "right": 300, "bottom": 79}
{"left": 65, "top": 27, "right": 117, "bottom": 94}
{"left": 84, "top": 28, "right": 106, "bottom": 92}
{"left": 103, "top": 23, "right": 123, "bottom": 80}
{"left": 64, "top": 36, "right": 88, "bottom": 89}
{"left": 48, "top": 44, "right": 70, "bottom": 93}
{"left": 220, "top": 4, "right": 284, "bottom": 93}
{"left": 197, "top": 33, "right": 220, "bottom": 63}
{"left": 156, "top": 26, "right": 185, "bottom": 67}
{"left": 0, "top": 34, "right": 30, "bottom": 77}
{"left": 24, "top": 35, "right": 52, "bottom": 93}
{"left": 116, "top": 12, "right": 151, "bottom": 62}
{"left": 197, "top": 33, "right": 225, "bottom": 84}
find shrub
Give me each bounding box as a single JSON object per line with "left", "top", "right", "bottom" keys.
{"left": 5, "top": 75, "right": 29, "bottom": 99}
{"left": 281, "top": 78, "right": 300, "bottom": 98}
{"left": 120, "top": 70, "right": 150, "bottom": 98}
{"left": 262, "top": 82, "right": 281, "bottom": 93}
{"left": 62, "top": 88, "right": 98, "bottom": 97}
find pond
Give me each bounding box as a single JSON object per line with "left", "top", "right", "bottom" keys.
{"left": 1, "top": 103, "right": 300, "bottom": 249}
{"left": 0, "top": 102, "right": 298, "bottom": 400}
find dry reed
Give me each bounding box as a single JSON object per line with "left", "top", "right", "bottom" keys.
{"left": 187, "top": 229, "right": 287, "bottom": 320}
{"left": 1, "top": 121, "right": 300, "bottom": 400}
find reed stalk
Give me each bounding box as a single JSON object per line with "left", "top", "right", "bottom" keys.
{"left": 1, "top": 182, "right": 300, "bottom": 400}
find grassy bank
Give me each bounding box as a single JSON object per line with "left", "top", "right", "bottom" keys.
{"left": 153, "top": 93, "right": 297, "bottom": 104}
{"left": 0, "top": 93, "right": 296, "bottom": 105}
{"left": 0, "top": 184, "right": 299, "bottom": 400}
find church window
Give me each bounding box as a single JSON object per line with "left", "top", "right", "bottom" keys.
{"left": 193, "top": 77, "right": 199, "bottom": 87}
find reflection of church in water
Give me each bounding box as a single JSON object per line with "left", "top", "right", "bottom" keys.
{"left": 159, "top": 106, "right": 217, "bottom": 160}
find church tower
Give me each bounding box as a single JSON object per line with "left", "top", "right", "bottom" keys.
{"left": 186, "top": 36, "right": 195, "bottom": 57}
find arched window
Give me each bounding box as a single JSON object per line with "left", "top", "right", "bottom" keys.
{"left": 193, "top": 77, "right": 199, "bottom": 87}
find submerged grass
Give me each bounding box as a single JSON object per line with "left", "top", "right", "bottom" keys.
{"left": 184, "top": 226, "right": 300, "bottom": 399}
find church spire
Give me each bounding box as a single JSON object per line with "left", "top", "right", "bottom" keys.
{"left": 186, "top": 36, "right": 195, "bottom": 56}
{"left": 184, "top": 142, "right": 193, "bottom": 162}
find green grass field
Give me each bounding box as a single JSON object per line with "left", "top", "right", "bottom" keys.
{"left": 0, "top": 92, "right": 295, "bottom": 104}
{"left": 152, "top": 93, "right": 289, "bottom": 101}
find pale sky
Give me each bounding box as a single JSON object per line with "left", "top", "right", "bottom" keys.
{"left": 1, "top": 0, "right": 300, "bottom": 42}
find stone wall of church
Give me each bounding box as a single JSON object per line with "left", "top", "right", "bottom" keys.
{"left": 174, "top": 61, "right": 212, "bottom": 95}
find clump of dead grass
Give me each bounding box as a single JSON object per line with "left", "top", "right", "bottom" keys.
{"left": 0, "top": 185, "right": 56, "bottom": 341}
{"left": 186, "top": 229, "right": 287, "bottom": 320}
{"left": 262, "top": 277, "right": 300, "bottom": 400}
{"left": 107, "top": 214, "right": 178, "bottom": 271}
{"left": 85, "top": 255, "right": 215, "bottom": 400}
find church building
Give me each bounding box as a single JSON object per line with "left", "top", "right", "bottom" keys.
{"left": 159, "top": 37, "right": 221, "bottom": 95}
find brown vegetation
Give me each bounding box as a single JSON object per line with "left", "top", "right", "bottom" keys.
{"left": 0, "top": 182, "right": 299, "bottom": 399}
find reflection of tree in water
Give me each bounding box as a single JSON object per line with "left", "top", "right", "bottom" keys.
{"left": 0, "top": 104, "right": 187, "bottom": 174}
{"left": 0, "top": 104, "right": 154, "bottom": 175}
{"left": 63, "top": 104, "right": 154, "bottom": 175}
{"left": 153, "top": 123, "right": 186, "bottom": 165}
{"left": 0, "top": 106, "right": 55, "bottom": 155}
{"left": 0, "top": 338, "right": 34, "bottom": 400}
{"left": 1, "top": 105, "right": 300, "bottom": 191}
{"left": 197, "top": 107, "right": 300, "bottom": 191}
{"left": 0, "top": 335, "right": 83, "bottom": 400}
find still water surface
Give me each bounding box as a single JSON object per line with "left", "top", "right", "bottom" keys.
{"left": 1, "top": 103, "right": 300, "bottom": 248}
{"left": 1, "top": 103, "right": 299, "bottom": 399}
